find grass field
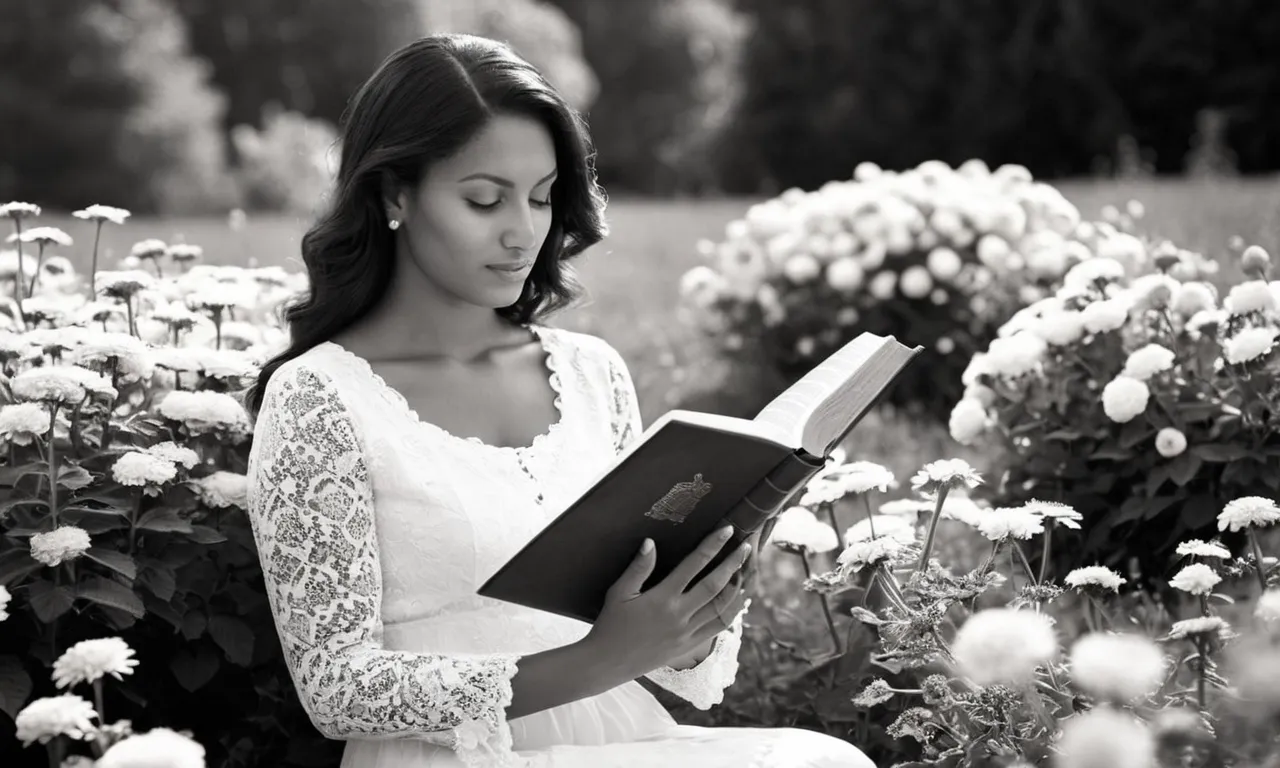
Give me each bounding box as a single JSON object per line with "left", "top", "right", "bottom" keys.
{"left": 19, "top": 176, "right": 1280, "bottom": 431}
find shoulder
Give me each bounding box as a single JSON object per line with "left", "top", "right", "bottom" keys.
{"left": 255, "top": 343, "right": 358, "bottom": 418}
{"left": 536, "top": 324, "right": 630, "bottom": 376}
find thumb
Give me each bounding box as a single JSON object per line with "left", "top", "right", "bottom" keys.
{"left": 611, "top": 538, "right": 656, "bottom": 597}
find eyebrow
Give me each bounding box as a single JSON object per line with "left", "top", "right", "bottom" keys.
{"left": 458, "top": 170, "right": 558, "bottom": 188}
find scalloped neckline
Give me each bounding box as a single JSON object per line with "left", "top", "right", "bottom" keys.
{"left": 321, "top": 324, "right": 566, "bottom": 455}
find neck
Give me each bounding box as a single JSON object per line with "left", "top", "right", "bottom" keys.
{"left": 345, "top": 261, "right": 524, "bottom": 363}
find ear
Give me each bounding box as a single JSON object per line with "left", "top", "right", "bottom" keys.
{"left": 380, "top": 172, "right": 410, "bottom": 222}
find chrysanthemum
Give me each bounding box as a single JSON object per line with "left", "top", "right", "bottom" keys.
{"left": 836, "top": 535, "right": 909, "bottom": 573}
{"left": 52, "top": 637, "right": 139, "bottom": 688}
{"left": 146, "top": 441, "right": 199, "bottom": 470}
{"left": 1101, "top": 376, "right": 1150, "bottom": 423}
{"left": 769, "top": 507, "right": 839, "bottom": 554}
{"left": 97, "top": 727, "right": 206, "bottom": 768}
{"left": 1218, "top": 496, "right": 1280, "bottom": 532}
{"left": 975, "top": 507, "right": 1044, "bottom": 542}
{"left": 14, "top": 694, "right": 97, "bottom": 746}
{"left": 951, "top": 608, "right": 1058, "bottom": 685}
{"left": 29, "top": 526, "right": 92, "bottom": 567}
{"left": 1167, "top": 616, "right": 1230, "bottom": 641}
{"left": 851, "top": 678, "right": 894, "bottom": 707}
{"left": 1255, "top": 589, "right": 1280, "bottom": 622}
{"left": 1068, "top": 632, "right": 1167, "bottom": 702}
{"left": 1055, "top": 709, "right": 1155, "bottom": 768}
{"left": 1021, "top": 500, "right": 1082, "bottom": 529}
{"left": 1176, "top": 540, "right": 1232, "bottom": 560}
{"left": 73, "top": 205, "right": 131, "bottom": 225}
{"left": 1169, "top": 563, "right": 1221, "bottom": 595}
{"left": 0, "top": 402, "right": 50, "bottom": 445}
{"left": 910, "top": 458, "right": 982, "bottom": 495}
{"left": 1155, "top": 427, "right": 1187, "bottom": 458}
{"left": 1063, "top": 566, "right": 1126, "bottom": 593}
{"left": 1222, "top": 326, "right": 1278, "bottom": 365}
{"left": 1122, "top": 343, "right": 1175, "bottom": 381}
{"left": 111, "top": 451, "right": 178, "bottom": 487}
{"left": 195, "top": 471, "right": 248, "bottom": 509}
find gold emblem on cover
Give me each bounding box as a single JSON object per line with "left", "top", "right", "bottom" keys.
{"left": 646, "top": 473, "right": 713, "bottom": 524}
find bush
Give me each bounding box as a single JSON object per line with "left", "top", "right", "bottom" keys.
{"left": 0, "top": 201, "right": 329, "bottom": 768}
{"left": 676, "top": 159, "right": 1096, "bottom": 423}
{"left": 951, "top": 228, "right": 1278, "bottom": 587}
{"left": 229, "top": 106, "right": 338, "bottom": 215}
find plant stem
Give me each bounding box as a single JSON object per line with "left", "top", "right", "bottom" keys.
{"left": 1249, "top": 530, "right": 1269, "bottom": 593}
{"left": 90, "top": 220, "right": 102, "bottom": 296}
{"left": 862, "top": 494, "right": 877, "bottom": 539}
{"left": 93, "top": 677, "right": 106, "bottom": 725}
{"left": 916, "top": 486, "right": 952, "bottom": 571}
{"left": 1012, "top": 541, "right": 1039, "bottom": 586}
{"left": 1038, "top": 524, "right": 1053, "bottom": 584}
{"left": 1195, "top": 637, "right": 1207, "bottom": 711}
{"left": 27, "top": 242, "right": 45, "bottom": 295}
{"left": 13, "top": 217, "right": 25, "bottom": 303}
{"left": 799, "top": 551, "right": 842, "bottom": 655}
{"left": 823, "top": 503, "right": 841, "bottom": 550}
{"left": 46, "top": 406, "right": 58, "bottom": 527}
{"left": 125, "top": 297, "right": 136, "bottom": 337}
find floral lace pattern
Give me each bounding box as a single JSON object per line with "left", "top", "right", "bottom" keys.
{"left": 246, "top": 364, "right": 523, "bottom": 766}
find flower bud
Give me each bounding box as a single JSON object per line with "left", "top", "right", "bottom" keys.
{"left": 1242, "top": 245, "right": 1271, "bottom": 277}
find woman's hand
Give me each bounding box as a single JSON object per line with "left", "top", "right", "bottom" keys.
{"left": 583, "top": 526, "right": 751, "bottom": 680}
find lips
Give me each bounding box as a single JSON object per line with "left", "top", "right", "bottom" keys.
{"left": 487, "top": 261, "right": 534, "bottom": 273}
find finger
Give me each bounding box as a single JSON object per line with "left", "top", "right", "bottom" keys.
{"left": 690, "top": 589, "right": 749, "bottom": 644}
{"left": 662, "top": 526, "right": 736, "bottom": 593}
{"left": 688, "top": 539, "right": 752, "bottom": 607}
{"left": 689, "top": 579, "right": 748, "bottom": 632}
{"left": 608, "top": 538, "right": 656, "bottom": 599}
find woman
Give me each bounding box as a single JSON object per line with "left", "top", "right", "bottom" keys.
{"left": 245, "top": 33, "right": 875, "bottom": 768}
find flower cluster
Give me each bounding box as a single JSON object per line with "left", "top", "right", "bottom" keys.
{"left": 674, "top": 160, "right": 1181, "bottom": 419}
{"left": 0, "top": 200, "right": 301, "bottom": 760}
{"left": 949, "top": 239, "right": 1280, "bottom": 576}
{"left": 762, "top": 447, "right": 1280, "bottom": 766}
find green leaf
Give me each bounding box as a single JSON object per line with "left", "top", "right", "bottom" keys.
{"left": 0, "top": 462, "right": 49, "bottom": 486}
{"left": 208, "top": 615, "right": 255, "bottom": 667}
{"left": 60, "top": 504, "right": 129, "bottom": 518}
{"left": 186, "top": 525, "right": 227, "bottom": 544}
{"left": 136, "top": 507, "right": 192, "bottom": 534}
{"left": 0, "top": 549, "right": 42, "bottom": 586}
{"left": 56, "top": 464, "right": 94, "bottom": 490}
{"left": 1089, "top": 447, "right": 1134, "bottom": 461}
{"left": 75, "top": 575, "right": 145, "bottom": 619}
{"left": 0, "top": 497, "right": 49, "bottom": 518}
{"left": 83, "top": 547, "right": 137, "bottom": 580}
{"left": 1191, "top": 443, "right": 1253, "bottom": 463}
{"left": 1168, "top": 453, "right": 1204, "bottom": 487}
{"left": 1119, "top": 420, "right": 1155, "bottom": 449}
{"left": 0, "top": 655, "right": 33, "bottom": 722}
{"left": 139, "top": 568, "right": 176, "bottom": 602}
{"left": 61, "top": 514, "right": 127, "bottom": 535}
{"left": 170, "top": 646, "right": 220, "bottom": 692}
{"left": 143, "top": 594, "right": 185, "bottom": 632}
{"left": 28, "top": 580, "right": 75, "bottom": 622}
{"left": 181, "top": 611, "right": 207, "bottom": 641}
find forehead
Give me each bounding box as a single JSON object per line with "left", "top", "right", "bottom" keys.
{"left": 437, "top": 113, "right": 557, "bottom": 182}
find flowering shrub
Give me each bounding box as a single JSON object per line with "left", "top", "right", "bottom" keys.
{"left": 676, "top": 160, "right": 1121, "bottom": 421}
{"left": 749, "top": 453, "right": 1280, "bottom": 766}
{"left": 0, "top": 201, "right": 330, "bottom": 766}
{"left": 949, "top": 236, "right": 1280, "bottom": 582}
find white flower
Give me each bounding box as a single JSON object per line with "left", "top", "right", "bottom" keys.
{"left": 10, "top": 366, "right": 88, "bottom": 404}
{"left": 983, "top": 332, "right": 1047, "bottom": 379}
{"left": 825, "top": 256, "right": 864, "bottom": 292}
{"left": 1168, "top": 616, "right": 1229, "bottom": 641}
{"left": 1032, "top": 310, "right": 1085, "bottom": 346}
{"left": 0, "top": 584, "right": 10, "bottom": 621}
{"left": 14, "top": 694, "right": 98, "bottom": 745}
{"left": 926, "top": 247, "right": 963, "bottom": 280}
{"left": 1101, "top": 376, "right": 1149, "bottom": 423}
{"left": 146, "top": 441, "right": 200, "bottom": 469}
{"left": 1021, "top": 500, "right": 1082, "bottom": 529}
{"left": 195, "top": 471, "right": 248, "bottom": 509}
{"left": 899, "top": 266, "right": 933, "bottom": 299}
{"left": 844, "top": 515, "right": 916, "bottom": 547}
{"left": 1155, "top": 427, "right": 1187, "bottom": 458}
{"left": 948, "top": 397, "right": 989, "bottom": 445}
{"left": 951, "top": 608, "right": 1058, "bottom": 685}
{"left": 1255, "top": 589, "right": 1280, "bottom": 622}
{"left": 1064, "top": 566, "right": 1126, "bottom": 593}
{"left": 1224, "top": 280, "right": 1276, "bottom": 315}
{"left": 0, "top": 402, "right": 50, "bottom": 445}
{"left": 157, "top": 390, "right": 250, "bottom": 436}
{"left": 70, "top": 331, "right": 154, "bottom": 382}
{"left": 1168, "top": 563, "right": 1221, "bottom": 595}
{"left": 1068, "top": 632, "right": 1167, "bottom": 702}
{"left": 11, "top": 226, "right": 73, "bottom": 247}
{"left": 833, "top": 461, "right": 897, "bottom": 494}
{"left": 52, "top": 637, "right": 139, "bottom": 688}
{"left": 1218, "top": 495, "right": 1280, "bottom": 533}
{"left": 96, "top": 270, "right": 156, "bottom": 299}
{"left": 852, "top": 678, "right": 894, "bottom": 707}
{"left": 0, "top": 201, "right": 42, "bottom": 219}
{"left": 1122, "top": 344, "right": 1175, "bottom": 381}
{"left": 769, "top": 507, "right": 839, "bottom": 554}
{"left": 73, "top": 205, "right": 132, "bottom": 225}
{"left": 1055, "top": 709, "right": 1154, "bottom": 768}
{"left": 1176, "top": 540, "right": 1232, "bottom": 559}
{"left": 112, "top": 451, "right": 178, "bottom": 487}
{"left": 1172, "top": 282, "right": 1216, "bottom": 316}
{"left": 167, "top": 244, "right": 204, "bottom": 262}
{"left": 836, "top": 535, "right": 909, "bottom": 573}
{"left": 910, "top": 458, "right": 982, "bottom": 494}
{"left": 29, "top": 526, "right": 92, "bottom": 567}
{"left": 975, "top": 507, "right": 1044, "bottom": 541}
{"left": 130, "top": 239, "right": 167, "bottom": 259}
{"left": 1080, "top": 298, "right": 1130, "bottom": 333}
{"left": 97, "top": 727, "right": 206, "bottom": 768}
{"left": 1063, "top": 257, "right": 1126, "bottom": 289}
{"left": 1223, "top": 326, "right": 1278, "bottom": 364}
{"left": 782, "top": 253, "right": 821, "bottom": 284}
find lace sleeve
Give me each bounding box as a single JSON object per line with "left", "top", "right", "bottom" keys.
{"left": 599, "top": 341, "right": 744, "bottom": 709}
{"left": 246, "top": 363, "right": 523, "bottom": 766}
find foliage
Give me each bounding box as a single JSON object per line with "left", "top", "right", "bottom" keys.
{"left": 0, "top": 201, "right": 330, "bottom": 768}
{"left": 676, "top": 159, "right": 1100, "bottom": 422}
{"left": 719, "top": 0, "right": 1280, "bottom": 194}
{"left": 229, "top": 106, "right": 338, "bottom": 216}
{"left": 951, "top": 230, "right": 1280, "bottom": 587}
{"left": 0, "top": 0, "right": 233, "bottom": 215}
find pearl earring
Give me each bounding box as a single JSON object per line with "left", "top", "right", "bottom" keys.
{"left": 388, "top": 218, "right": 401, "bottom": 231}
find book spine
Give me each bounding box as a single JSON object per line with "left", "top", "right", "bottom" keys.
{"left": 697, "top": 451, "right": 827, "bottom": 580}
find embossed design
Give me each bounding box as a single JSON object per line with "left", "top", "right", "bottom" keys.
{"left": 646, "top": 473, "right": 713, "bottom": 524}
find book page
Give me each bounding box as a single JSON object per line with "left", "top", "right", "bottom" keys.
{"left": 751, "top": 334, "right": 888, "bottom": 449}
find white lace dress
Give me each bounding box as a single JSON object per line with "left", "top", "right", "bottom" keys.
{"left": 245, "top": 324, "right": 875, "bottom": 768}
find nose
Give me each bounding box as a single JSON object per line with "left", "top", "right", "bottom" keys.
{"left": 500, "top": 202, "right": 539, "bottom": 251}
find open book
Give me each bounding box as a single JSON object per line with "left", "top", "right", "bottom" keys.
{"left": 478, "top": 332, "right": 923, "bottom": 623}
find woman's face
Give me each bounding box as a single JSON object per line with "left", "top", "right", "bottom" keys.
{"left": 393, "top": 113, "right": 558, "bottom": 309}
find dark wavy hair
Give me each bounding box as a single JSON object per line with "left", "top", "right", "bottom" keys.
{"left": 247, "top": 33, "right": 608, "bottom": 415}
